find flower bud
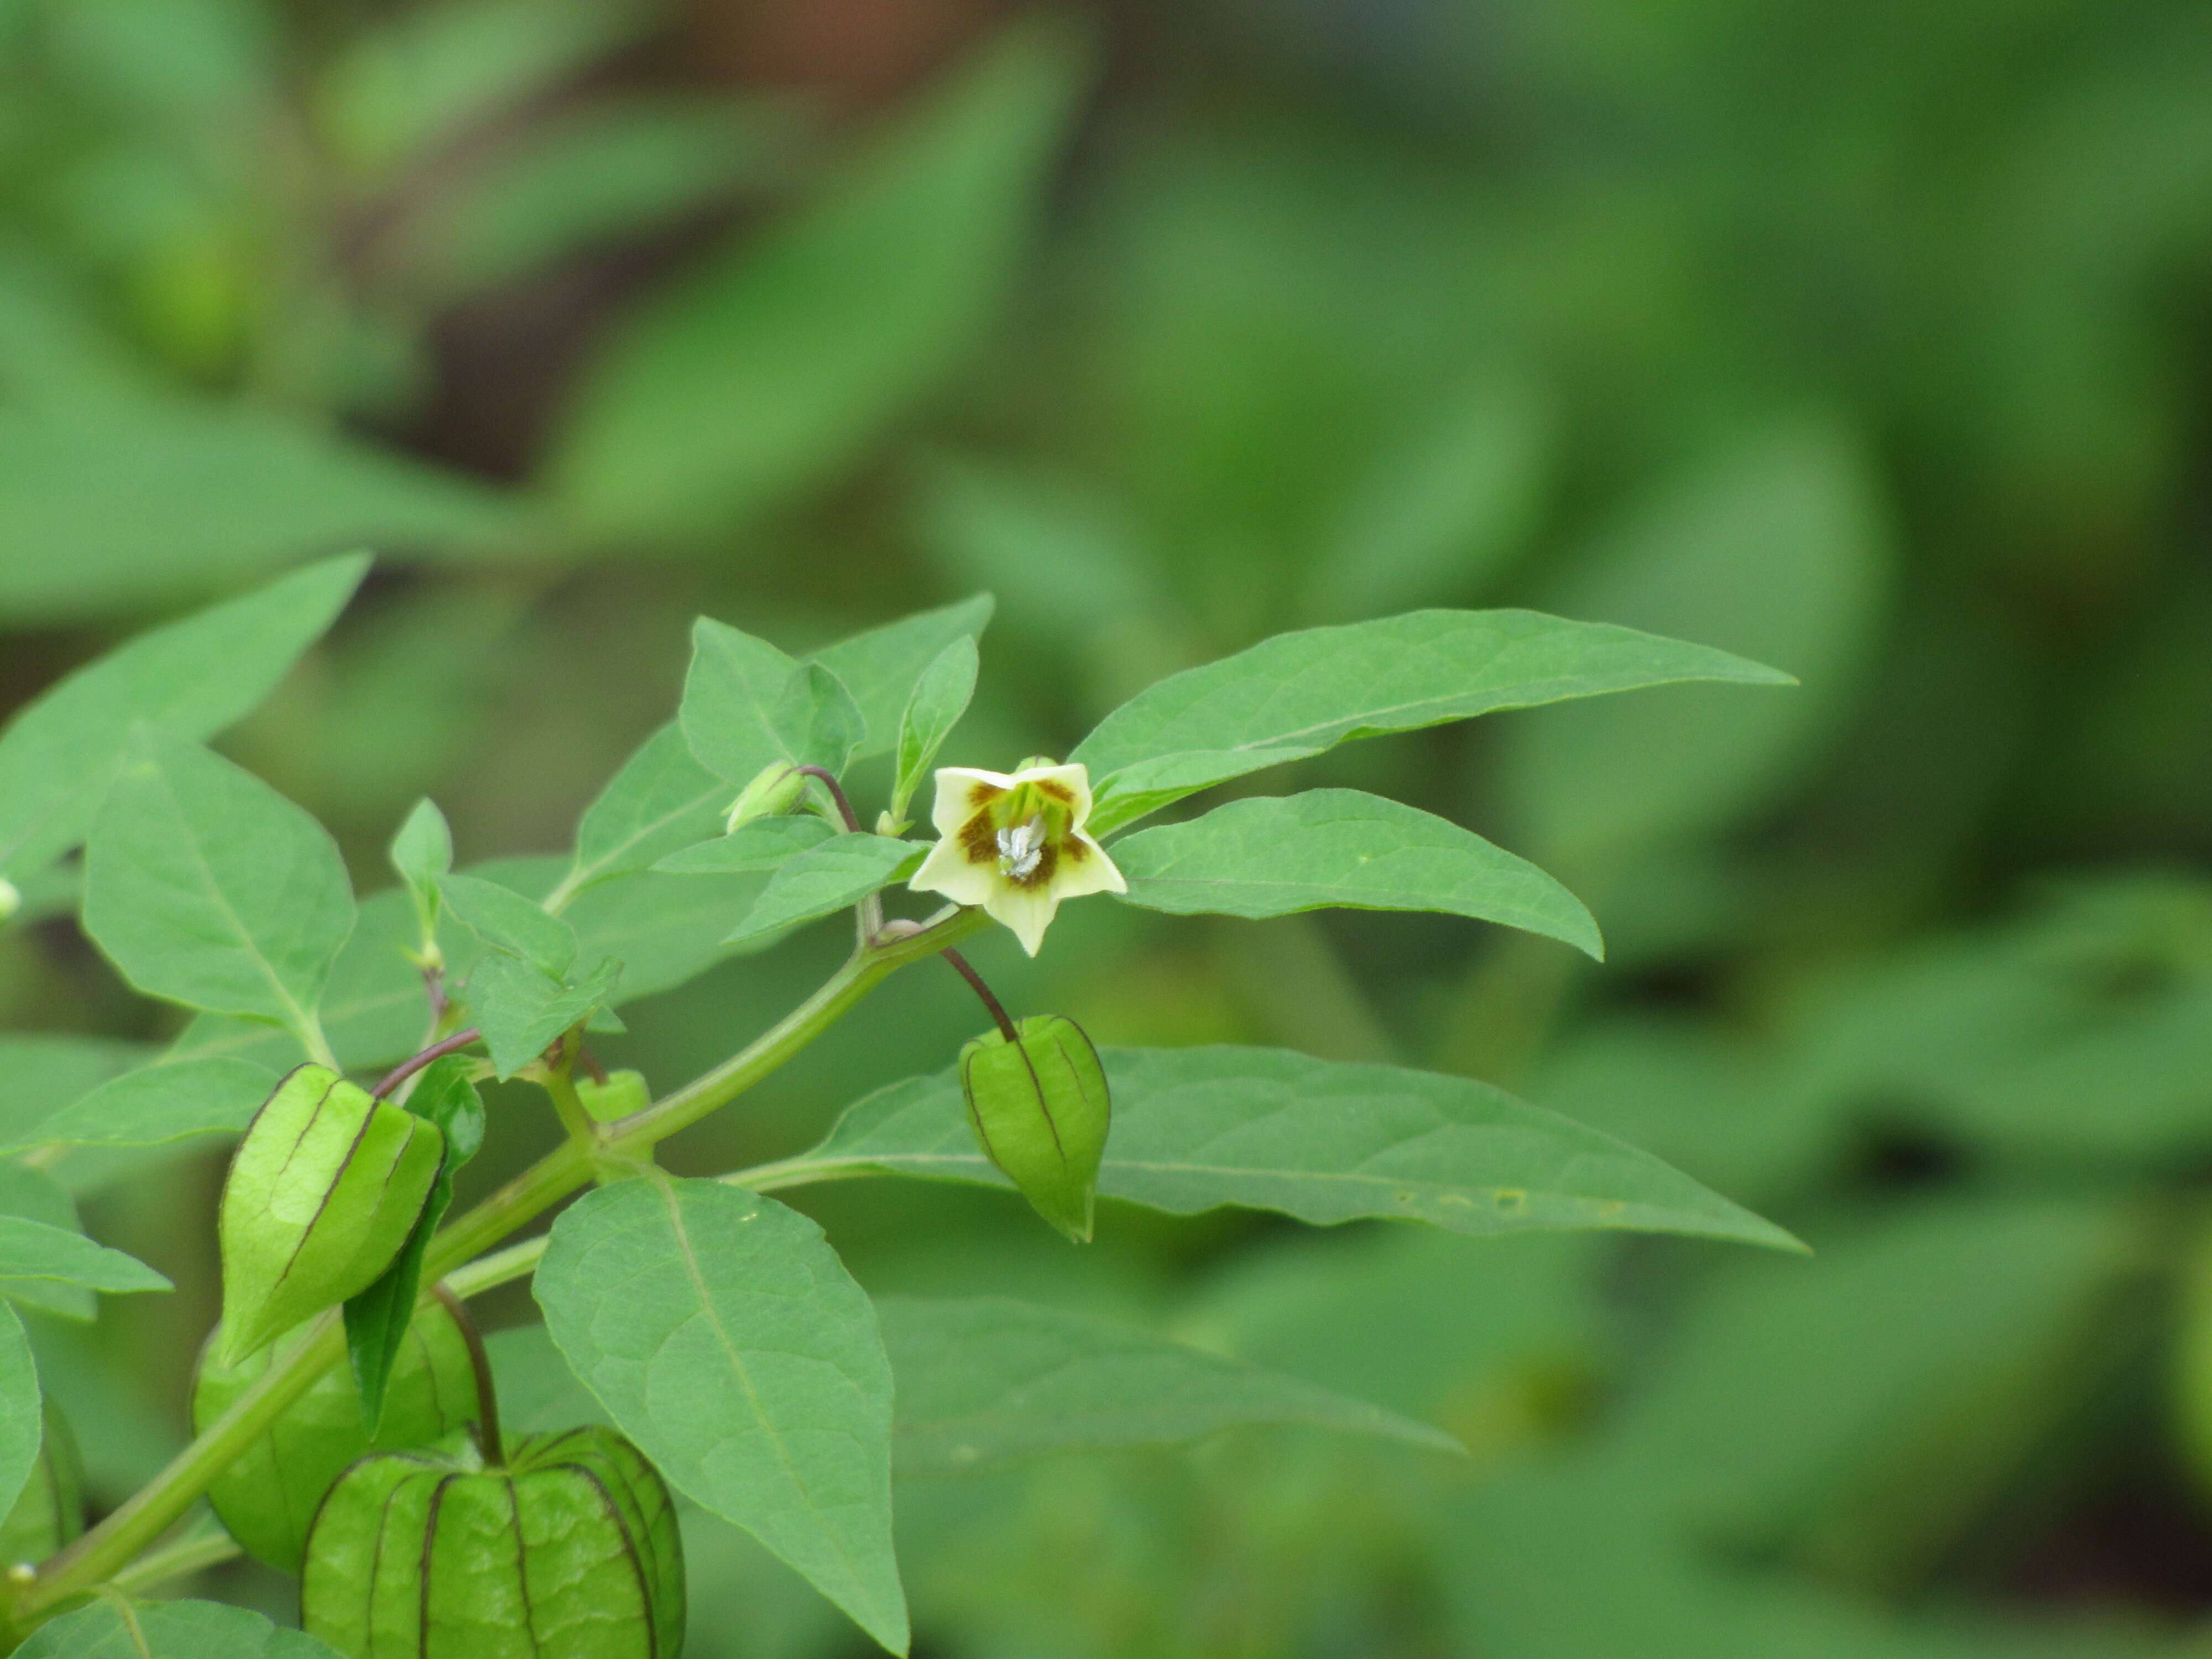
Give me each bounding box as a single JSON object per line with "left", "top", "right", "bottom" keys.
{"left": 574, "top": 1068, "right": 650, "bottom": 1125}
{"left": 0, "top": 1405, "right": 82, "bottom": 1568}
{"left": 193, "top": 1300, "right": 477, "bottom": 1572}
{"left": 219, "top": 1065, "right": 444, "bottom": 1363}
{"left": 959, "top": 1014, "right": 1110, "bottom": 1242}
{"left": 302, "top": 1426, "right": 685, "bottom": 1658}
{"left": 723, "top": 761, "right": 810, "bottom": 833}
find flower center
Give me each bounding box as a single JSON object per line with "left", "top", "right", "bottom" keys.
{"left": 997, "top": 815, "right": 1046, "bottom": 880}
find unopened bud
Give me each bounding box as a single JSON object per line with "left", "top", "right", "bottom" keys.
{"left": 218, "top": 1065, "right": 444, "bottom": 1362}
{"left": 959, "top": 1014, "right": 1110, "bottom": 1243}
{"left": 304, "top": 1425, "right": 685, "bottom": 1657}
{"left": 723, "top": 763, "right": 810, "bottom": 833}
{"left": 575, "top": 1068, "right": 650, "bottom": 1124}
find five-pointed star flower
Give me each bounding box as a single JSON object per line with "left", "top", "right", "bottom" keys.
{"left": 909, "top": 761, "right": 1126, "bottom": 956}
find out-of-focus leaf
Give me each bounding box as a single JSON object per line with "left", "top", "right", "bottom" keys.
{"left": 545, "top": 17, "right": 1090, "bottom": 544}
{"left": 0, "top": 554, "right": 365, "bottom": 880}
{"left": 1301, "top": 372, "right": 1553, "bottom": 622}
{"left": 16, "top": 1597, "right": 342, "bottom": 1658}
{"left": 767, "top": 1046, "right": 1800, "bottom": 1251}
{"left": 0, "top": 1056, "right": 275, "bottom": 1155}
{"left": 0, "top": 368, "right": 514, "bottom": 623}
{"left": 882, "top": 1295, "right": 1458, "bottom": 1474}
{"left": 392, "top": 94, "right": 808, "bottom": 302}
{"left": 1113, "top": 789, "right": 1601, "bottom": 957}
{"left": 314, "top": 0, "right": 645, "bottom": 174}
{"left": 82, "top": 733, "right": 354, "bottom": 1047}
{"left": 536, "top": 1177, "right": 907, "bottom": 1653}
{"left": 1495, "top": 422, "right": 1891, "bottom": 867}
{"left": 0, "top": 1037, "right": 162, "bottom": 1147}
{"left": 808, "top": 594, "right": 994, "bottom": 759}
{"left": 0, "top": 1305, "right": 40, "bottom": 1546}
{"left": 1073, "top": 609, "right": 1792, "bottom": 834}
{"left": 915, "top": 458, "right": 1160, "bottom": 638}
{"left": 0, "top": 1217, "right": 168, "bottom": 1295}
{"left": 725, "top": 836, "right": 922, "bottom": 947}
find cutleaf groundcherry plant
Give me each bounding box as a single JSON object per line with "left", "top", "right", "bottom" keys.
{"left": 0, "top": 556, "right": 1804, "bottom": 1657}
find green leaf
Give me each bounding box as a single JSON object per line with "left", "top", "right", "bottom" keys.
{"left": 469, "top": 954, "right": 622, "bottom": 1079}
{"left": 881, "top": 1296, "right": 1459, "bottom": 1474}
{"left": 1495, "top": 424, "right": 1891, "bottom": 865}
{"left": 0, "top": 1056, "right": 279, "bottom": 1155}
{"left": 770, "top": 1046, "right": 1799, "bottom": 1251}
{"left": 654, "top": 815, "right": 837, "bottom": 874}
{"left": 0, "top": 378, "right": 512, "bottom": 625}
{"left": 0, "top": 1166, "right": 96, "bottom": 1321}
{"left": 544, "top": 17, "right": 1088, "bottom": 543}
{"left": 0, "top": 1215, "right": 169, "bottom": 1295}
{"left": 82, "top": 732, "right": 356, "bottom": 1047}
{"left": 561, "top": 869, "right": 769, "bottom": 1001}
{"left": 0, "top": 1304, "right": 40, "bottom": 1534}
{"left": 0, "top": 1035, "right": 160, "bottom": 1147}
{"left": 556, "top": 720, "right": 732, "bottom": 902}
{"left": 388, "top": 797, "right": 452, "bottom": 950}
{"left": 345, "top": 1056, "right": 485, "bottom": 1430}
{"left": 1070, "top": 609, "right": 1794, "bottom": 835}
{"left": 537, "top": 1176, "right": 906, "bottom": 1653}
{"left": 889, "top": 635, "right": 979, "bottom": 829}
{"left": 438, "top": 869, "right": 577, "bottom": 978}
{"left": 726, "top": 835, "right": 924, "bottom": 947}
{"left": 0, "top": 554, "right": 366, "bottom": 880}
{"left": 809, "top": 594, "right": 994, "bottom": 759}
{"left": 15, "top": 1597, "right": 344, "bottom": 1658}
{"left": 681, "top": 619, "right": 865, "bottom": 785}
{"left": 1112, "top": 789, "right": 1602, "bottom": 958}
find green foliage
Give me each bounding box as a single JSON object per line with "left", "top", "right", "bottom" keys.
{"left": 782, "top": 1045, "right": 1799, "bottom": 1250}
{"left": 724, "top": 836, "right": 923, "bottom": 947}
{"left": 15, "top": 1598, "right": 342, "bottom": 1658}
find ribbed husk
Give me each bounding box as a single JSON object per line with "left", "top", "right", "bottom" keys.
{"left": 960, "top": 1014, "right": 1110, "bottom": 1241}
{"left": 302, "top": 1427, "right": 685, "bottom": 1658}
{"left": 193, "top": 1300, "right": 478, "bottom": 1573}
{"left": 218, "top": 1063, "right": 444, "bottom": 1361}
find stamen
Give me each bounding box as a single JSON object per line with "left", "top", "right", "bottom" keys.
{"left": 997, "top": 816, "right": 1046, "bottom": 880}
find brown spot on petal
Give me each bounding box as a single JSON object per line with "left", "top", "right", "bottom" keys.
{"left": 958, "top": 808, "right": 999, "bottom": 865}
{"left": 1008, "top": 841, "right": 1060, "bottom": 890}
{"left": 1060, "top": 837, "right": 1090, "bottom": 865}
{"left": 1033, "top": 779, "right": 1075, "bottom": 806}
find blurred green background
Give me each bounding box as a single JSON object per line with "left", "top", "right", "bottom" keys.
{"left": 6, "top": 0, "right": 2212, "bottom": 1652}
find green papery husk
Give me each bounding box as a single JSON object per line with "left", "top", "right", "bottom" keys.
{"left": 218, "top": 1064, "right": 444, "bottom": 1361}
{"left": 959, "top": 1013, "right": 1111, "bottom": 1243}
{"left": 301, "top": 1426, "right": 685, "bottom": 1659}
{"left": 194, "top": 1299, "right": 478, "bottom": 1574}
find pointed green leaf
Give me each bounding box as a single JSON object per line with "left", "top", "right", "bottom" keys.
{"left": 1071, "top": 609, "right": 1794, "bottom": 834}
{"left": 0, "top": 554, "right": 367, "bottom": 881}
{"left": 726, "top": 835, "right": 924, "bottom": 947}
{"left": 767, "top": 1046, "right": 1800, "bottom": 1251}
{"left": 439, "top": 870, "right": 577, "bottom": 978}
{"left": 882, "top": 1296, "right": 1458, "bottom": 1474}
{"left": 0, "top": 1304, "right": 40, "bottom": 1532}
{"left": 654, "top": 815, "right": 837, "bottom": 874}
{"left": 0, "top": 1166, "right": 96, "bottom": 1320}
{"left": 811, "top": 594, "right": 994, "bottom": 759}
{"left": 1112, "top": 789, "right": 1602, "bottom": 958}
{"left": 82, "top": 733, "right": 355, "bottom": 1045}
{"left": 889, "top": 635, "right": 979, "bottom": 829}
{"left": 469, "top": 954, "right": 623, "bottom": 1078}
{"left": 0, "top": 1056, "right": 279, "bottom": 1155}
{"left": 345, "top": 1056, "right": 486, "bottom": 1429}
{"left": 536, "top": 1176, "right": 907, "bottom": 1653}
{"left": 0, "top": 1215, "right": 168, "bottom": 1294}
{"left": 15, "top": 1596, "right": 344, "bottom": 1658}
{"left": 681, "top": 619, "right": 865, "bottom": 785}
{"left": 388, "top": 798, "right": 452, "bottom": 950}
{"left": 557, "top": 720, "right": 731, "bottom": 902}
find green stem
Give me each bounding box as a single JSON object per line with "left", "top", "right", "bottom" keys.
{"left": 104, "top": 1527, "right": 241, "bottom": 1599}
{"left": 8, "top": 904, "right": 988, "bottom": 1626}
{"left": 542, "top": 1034, "right": 599, "bottom": 1150}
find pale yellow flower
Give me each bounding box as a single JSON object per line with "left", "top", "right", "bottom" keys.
{"left": 909, "top": 761, "right": 1125, "bottom": 956}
